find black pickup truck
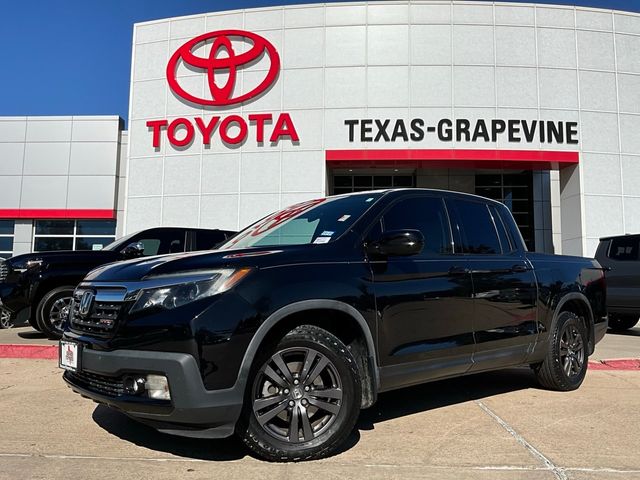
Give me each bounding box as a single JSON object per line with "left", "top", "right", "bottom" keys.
{"left": 61, "top": 189, "right": 607, "bottom": 461}
{"left": 0, "top": 227, "right": 234, "bottom": 336}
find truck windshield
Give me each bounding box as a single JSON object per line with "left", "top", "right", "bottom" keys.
{"left": 219, "top": 192, "right": 384, "bottom": 250}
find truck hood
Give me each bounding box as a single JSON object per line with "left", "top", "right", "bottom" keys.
{"left": 83, "top": 246, "right": 297, "bottom": 283}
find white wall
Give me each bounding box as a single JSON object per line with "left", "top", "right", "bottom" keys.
{"left": 127, "top": 2, "right": 640, "bottom": 256}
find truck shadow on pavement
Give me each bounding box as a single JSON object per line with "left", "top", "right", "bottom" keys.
{"left": 92, "top": 367, "right": 538, "bottom": 461}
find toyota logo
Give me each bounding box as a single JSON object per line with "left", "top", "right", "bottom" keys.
{"left": 78, "top": 291, "right": 94, "bottom": 317}
{"left": 167, "top": 29, "right": 280, "bottom": 107}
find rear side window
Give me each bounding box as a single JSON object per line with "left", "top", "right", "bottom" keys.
{"left": 193, "top": 230, "right": 227, "bottom": 251}
{"left": 127, "top": 229, "right": 187, "bottom": 256}
{"left": 608, "top": 237, "right": 639, "bottom": 261}
{"left": 382, "top": 196, "right": 452, "bottom": 256}
{"left": 449, "top": 199, "right": 502, "bottom": 255}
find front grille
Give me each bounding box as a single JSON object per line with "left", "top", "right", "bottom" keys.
{"left": 69, "top": 289, "right": 125, "bottom": 337}
{"left": 0, "top": 261, "right": 8, "bottom": 282}
{"left": 66, "top": 370, "right": 124, "bottom": 397}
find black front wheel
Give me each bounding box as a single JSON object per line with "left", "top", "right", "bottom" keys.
{"left": 36, "top": 286, "right": 75, "bottom": 339}
{"left": 238, "top": 325, "right": 361, "bottom": 462}
{"left": 608, "top": 314, "right": 639, "bottom": 332}
{"left": 534, "top": 311, "right": 588, "bottom": 391}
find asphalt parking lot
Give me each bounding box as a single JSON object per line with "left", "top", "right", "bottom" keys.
{"left": 0, "top": 327, "right": 638, "bottom": 479}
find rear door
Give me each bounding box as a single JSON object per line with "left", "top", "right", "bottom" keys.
{"left": 597, "top": 236, "right": 640, "bottom": 311}
{"left": 371, "top": 194, "right": 475, "bottom": 391}
{"left": 446, "top": 198, "right": 538, "bottom": 370}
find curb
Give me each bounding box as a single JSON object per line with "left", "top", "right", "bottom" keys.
{"left": 0, "top": 344, "right": 58, "bottom": 360}
{"left": 588, "top": 358, "right": 640, "bottom": 370}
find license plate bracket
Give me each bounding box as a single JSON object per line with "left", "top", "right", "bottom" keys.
{"left": 59, "top": 340, "right": 81, "bottom": 372}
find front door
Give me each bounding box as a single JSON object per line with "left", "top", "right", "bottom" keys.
{"left": 446, "top": 198, "right": 538, "bottom": 370}
{"left": 370, "top": 195, "right": 475, "bottom": 391}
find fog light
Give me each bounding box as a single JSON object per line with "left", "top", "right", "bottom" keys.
{"left": 146, "top": 374, "right": 170, "bottom": 400}
{"left": 123, "top": 375, "right": 146, "bottom": 395}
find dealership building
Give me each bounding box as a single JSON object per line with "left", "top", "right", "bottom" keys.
{"left": 2, "top": 1, "right": 640, "bottom": 258}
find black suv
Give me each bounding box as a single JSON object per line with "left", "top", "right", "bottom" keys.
{"left": 61, "top": 190, "right": 606, "bottom": 461}
{"left": 595, "top": 234, "right": 640, "bottom": 331}
{"left": 0, "top": 227, "right": 234, "bottom": 336}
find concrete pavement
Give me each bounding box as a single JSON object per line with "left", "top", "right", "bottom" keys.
{"left": 0, "top": 358, "right": 639, "bottom": 479}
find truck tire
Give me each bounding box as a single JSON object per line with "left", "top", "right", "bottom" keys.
{"left": 28, "top": 311, "right": 42, "bottom": 332}
{"left": 608, "top": 314, "right": 639, "bottom": 332}
{"left": 36, "top": 286, "right": 75, "bottom": 339}
{"left": 238, "top": 325, "right": 361, "bottom": 462}
{"left": 534, "top": 311, "right": 588, "bottom": 391}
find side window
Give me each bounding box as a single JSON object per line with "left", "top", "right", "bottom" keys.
{"left": 382, "top": 196, "right": 452, "bottom": 256}
{"left": 193, "top": 230, "right": 227, "bottom": 251}
{"left": 449, "top": 199, "right": 502, "bottom": 255}
{"left": 489, "top": 205, "right": 513, "bottom": 253}
{"left": 127, "top": 230, "right": 186, "bottom": 256}
{"left": 609, "top": 237, "right": 639, "bottom": 261}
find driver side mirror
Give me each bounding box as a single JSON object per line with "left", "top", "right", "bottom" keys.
{"left": 122, "top": 242, "right": 145, "bottom": 258}
{"left": 367, "top": 229, "right": 425, "bottom": 257}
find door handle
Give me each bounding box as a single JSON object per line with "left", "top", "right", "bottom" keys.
{"left": 511, "top": 264, "right": 532, "bottom": 273}
{"left": 448, "top": 266, "right": 470, "bottom": 275}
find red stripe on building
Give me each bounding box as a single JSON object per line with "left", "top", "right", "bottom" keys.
{"left": 325, "top": 149, "right": 579, "bottom": 170}
{"left": 0, "top": 209, "right": 116, "bottom": 219}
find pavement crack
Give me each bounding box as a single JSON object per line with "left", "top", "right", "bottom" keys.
{"left": 476, "top": 401, "right": 567, "bottom": 480}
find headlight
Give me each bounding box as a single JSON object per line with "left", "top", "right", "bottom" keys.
{"left": 129, "top": 268, "right": 251, "bottom": 314}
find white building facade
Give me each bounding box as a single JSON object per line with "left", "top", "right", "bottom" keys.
{"left": 2, "top": 1, "right": 640, "bottom": 258}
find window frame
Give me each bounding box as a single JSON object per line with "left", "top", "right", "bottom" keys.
{"left": 33, "top": 220, "right": 117, "bottom": 253}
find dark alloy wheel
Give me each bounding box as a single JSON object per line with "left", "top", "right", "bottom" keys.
{"left": 558, "top": 322, "right": 585, "bottom": 378}
{"left": 36, "top": 286, "right": 75, "bottom": 339}
{"left": 238, "top": 325, "right": 361, "bottom": 462}
{"left": 534, "top": 311, "right": 588, "bottom": 391}
{"left": 252, "top": 346, "right": 344, "bottom": 444}
{"left": 608, "top": 314, "right": 639, "bottom": 332}
{"left": 0, "top": 309, "right": 13, "bottom": 329}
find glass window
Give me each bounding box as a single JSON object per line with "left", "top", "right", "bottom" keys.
{"left": 35, "top": 220, "right": 74, "bottom": 235}
{"left": 34, "top": 237, "right": 74, "bottom": 251}
{"left": 76, "top": 220, "right": 117, "bottom": 236}
{"left": 194, "top": 230, "right": 230, "bottom": 251}
{"left": 137, "top": 238, "right": 162, "bottom": 256}
{"left": 0, "top": 220, "right": 14, "bottom": 235}
{"left": 609, "top": 237, "right": 639, "bottom": 261}
{"left": 0, "top": 220, "right": 15, "bottom": 259}
{"left": 331, "top": 173, "right": 415, "bottom": 194}
{"left": 75, "top": 237, "right": 117, "bottom": 251}
{"left": 382, "top": 196, "right": 452, "bottom": 256}
{"left": 450, "top": 200, "right": 502, "bottom": 255}
{"left": 489, "top": 205, "right": 513, "bottom": 253}
{"left": 33, "top": 220, "right": 116, "bottom": 252}
{"left": 220, "top": 194, "right": 383, "bottom": 250}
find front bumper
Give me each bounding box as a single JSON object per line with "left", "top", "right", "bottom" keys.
{"left": 62, "top": 344, "right": 244, "bottom": 438}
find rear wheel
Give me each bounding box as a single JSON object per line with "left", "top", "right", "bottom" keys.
{"left": 534, "top": 311, "right": 588, "bottom": 391}
{"left": 238, "top": 325, "right": 361, "bottom": 462}
{"left": 608, "top": 314, "right": 638, "bottom": 332}
{"left": 0, "top": 309, "right": 13, "bottom": 329}
{"left": 36, "top": 286, "right": 75, "bottom": 339}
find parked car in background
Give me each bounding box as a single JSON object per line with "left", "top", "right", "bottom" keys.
{"left": 61, "top": 189, "right": 606, "bottom": 461}
{"left": 595, "top": 234, "right": 640, "bottom": 331}
{"left": 0, "top": 227, "right": 235, "bottom": 336}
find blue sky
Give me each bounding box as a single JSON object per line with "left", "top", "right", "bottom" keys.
{"left": 1, "top": 0, "right": 638, "bottom": 124}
